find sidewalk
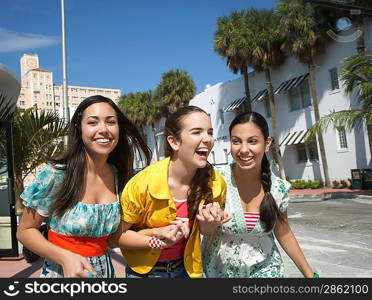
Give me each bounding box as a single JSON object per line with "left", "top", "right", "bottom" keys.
{"left": 289, "top": 188, "right": 372, "bottom": 199}
{"left": 1, "top": 188, "right": 371, "bottom": 278}
{"left": 0, "top": 249, "right": 126, "bottom": 278}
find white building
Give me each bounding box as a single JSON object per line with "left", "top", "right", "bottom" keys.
{"left": 142, "top": 21, "right": 372, "bottom": 183}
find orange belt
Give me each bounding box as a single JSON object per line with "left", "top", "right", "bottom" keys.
{"left": 48, "top": 230, "right": 109, "bottom": 257}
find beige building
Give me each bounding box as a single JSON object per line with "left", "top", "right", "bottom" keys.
{"left": 18, "top": 53, "right": 121, "bottom": 113}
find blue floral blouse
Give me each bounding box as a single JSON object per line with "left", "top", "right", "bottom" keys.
{"left": 21, "top": 164, "right": 120, "bottom": 238}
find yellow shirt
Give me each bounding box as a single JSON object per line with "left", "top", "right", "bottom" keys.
{"left": 120, "top": 157, "right": 226, "bottom": 278}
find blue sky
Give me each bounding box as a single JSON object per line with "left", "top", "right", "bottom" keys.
{"left": 0, "top": 0, "right": 277, "bottom": 94}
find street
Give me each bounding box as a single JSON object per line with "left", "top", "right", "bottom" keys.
{"left": 282, "top": 196, "right": 372, "bottom": 278}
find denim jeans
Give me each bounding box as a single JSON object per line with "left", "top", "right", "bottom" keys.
{"left": 126, "top": 265, "right": 189, "bottom": 278}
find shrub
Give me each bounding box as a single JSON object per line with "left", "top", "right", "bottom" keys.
{"left": 309, "top": 180, "right": 323, "bottom": 189}
{"left": 289, "top": 179, "right": 324, "bottom": 189}
{"left": 332, "top": 180, "right": 340, "bottom": 188}
{"left": 340, "top": 180, "right": 348, "bottom": 188}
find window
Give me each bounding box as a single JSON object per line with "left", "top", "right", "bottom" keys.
{"left": 211, "top": 151, "right": 216, "bottom": 165}
{"left": 337, "top": 127, "right": 348, "bottom": 149}
{"left": 223, "top": 148, "right": 228, "bottom": 163}
{"left": 289, "top": 79, "right": 311, "bottom": 111}
{"left": 219, "top": 109, "right": 224, "bottom": 125}
{"left": 296, "top": 139, "right": 319, "bottom": 162}
{"left": 329, "top": 68, "right": 339, "bottom": 90}
{"left": 296, "top": 144, "right": 308, "bottom": 162}
{"left": 54, "top": 96, "right": 60, "bottom": 100}
{"left": 308, "top": 141, "right": 319, "bottom": 160}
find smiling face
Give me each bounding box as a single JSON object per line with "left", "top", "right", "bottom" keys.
{"left": 230, "top": 121, "right": 272, "bottom": 172}
{"left": 168, "top": 111, "right": 214, "bottom": 169}
{"left": 80, "top": 102, "right": 119, "bottom": 160}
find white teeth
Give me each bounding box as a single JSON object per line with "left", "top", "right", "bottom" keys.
{"left": 96, "top": 139, "right": 109, "bottom": 143}
{"left": 240, "top": 157, "right": 253, "bottom": 161}
{"left": 196, "top": 149, "right": 208, "bottom": 153}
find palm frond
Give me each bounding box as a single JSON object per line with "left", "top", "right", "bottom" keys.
{"left": 305, "top": 110, "right": 372, "bottom": 141}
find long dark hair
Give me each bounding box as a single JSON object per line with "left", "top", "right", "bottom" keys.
{"left": 164, "top": 105, "right": 213, "bottom": 220}
{"left": 229, "top": 111, "right": 285, "bottom": 232}
{"left": 49, "top": 95, "right": 151, "bottom": 216}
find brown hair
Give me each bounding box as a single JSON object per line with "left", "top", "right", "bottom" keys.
{"left": 49, "top": 95, "right": 151, "bottom": 216}
{"left": 229, "top": 111, "right": 285, "bottom": 232}
{"left": 164, "top": 106, "right": 213, "bottom": 220}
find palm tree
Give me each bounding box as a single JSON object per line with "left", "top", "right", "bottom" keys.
{"left": 141, "top": 90, "right": 162, "bottom": 161}
{"left": 9, "top": 107, "right": 69, "bottom": 212}
{"left": 245, "top": 8, "right": 287, "bottom": 179}
{"left": 119, "top": 91, "right": 161, "bottom": 161}
{"left": 306, "top": 52, "right": 372, "bottom": 158}
{"left": 118, "top": 92, "right": 146, "bottom": 128}
{"left": 278, "top": 0, "right": 332, "bottom": 187}
{"left": 155, "top": 69, "right": 196, "bottom": 117}
{"left": 214, "top": 10, "right": 252, "bottom": 112}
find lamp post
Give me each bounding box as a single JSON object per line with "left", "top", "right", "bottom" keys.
{"left": 61, "top": 0, "right": 69, "bottom": 146}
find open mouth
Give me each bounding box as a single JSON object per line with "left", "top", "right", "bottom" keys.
{"left": 238, "top": 156, "right": 254, "bottom": 163}
{"left": 195, "top": 148, "right": 209, "bottom": 159}
{"left": 95, "top": 138, "right": 111, "bottom": 145}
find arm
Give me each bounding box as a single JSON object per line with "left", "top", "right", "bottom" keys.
{"left": 274, "top": 212, "right": 315, "bottom": 278}
{"left": 108, "top": 221, "right": 184, "bottom": 249}
{"left": 17, "top": 207, "right": 96, "bottom": 278}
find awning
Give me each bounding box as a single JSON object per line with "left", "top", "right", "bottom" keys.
{"left": 223, "top": 96, "right": 247, "bottom": 112}
{"left": 279, "top": 130, "right": 309, "bottom": 146}
{"left": 251, "top": 89, "right": 267, "bottom": 103}
{"left": 274, "top": 73, "right": 309, "bottom": 94}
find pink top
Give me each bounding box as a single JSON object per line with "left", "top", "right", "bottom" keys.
{"left": 243, "top": 212, "right": 260, "bottom": 232}
{"left": 158, "top": 199, "right": 192, "bottom": 261}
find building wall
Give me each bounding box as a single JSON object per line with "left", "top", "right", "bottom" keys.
{"left": 187, "top": 21, "right": 372, "bottom": 182}
{"left": 17, "top": 54, "right": 121, "bottom": 112}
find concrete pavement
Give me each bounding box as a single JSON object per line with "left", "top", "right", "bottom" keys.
{"left": 282, "top": 195, "right": 372, "bottom": 278}
{"left": 1, "top": 188, "right": 371, "bottom": 278}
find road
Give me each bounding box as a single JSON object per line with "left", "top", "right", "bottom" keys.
{"left": 281, "top": 196, "right": 372, "bottom": 278}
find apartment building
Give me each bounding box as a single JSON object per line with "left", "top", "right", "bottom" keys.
{"left": 17, "top": 54, "right": 121, "bottom": 112}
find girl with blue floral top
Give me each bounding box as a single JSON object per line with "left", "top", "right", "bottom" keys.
{"left": 17, "top": 95, "right": 151, "bottom": 278}
{"left": 202, "top": 111, "right": 317, "bottom": 278}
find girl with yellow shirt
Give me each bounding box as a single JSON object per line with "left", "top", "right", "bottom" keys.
{"left": 112, "top": 106, "right": 230, "bottom": 278}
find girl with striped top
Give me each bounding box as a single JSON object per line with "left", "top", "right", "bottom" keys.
{"left": 202, "top": 111, "right": 317, "bottom": 278}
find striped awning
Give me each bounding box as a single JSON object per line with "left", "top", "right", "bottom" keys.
{"left": 274, "top": 73, "right": 309, "bottom": 94}
{"left": 251, "top": 89, "right": 268, "bottom": 103}
{"left": 279, "top": 130, "right": 309, "bottom": 146}
{"left": 223, "top": 96, "right": 247, "bottom": 112}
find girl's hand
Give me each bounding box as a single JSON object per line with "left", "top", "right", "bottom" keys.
{"left": 196, "top": 202, "right": 231, "bottom": 235}
{"left": 171, "top": 217, "right": 190, "bottom": 239}
{"left": 152, "top": 224, "right": 184, "bottom": 248}
{"left": 60, "top": 251, "right": 97, "bottom": 278}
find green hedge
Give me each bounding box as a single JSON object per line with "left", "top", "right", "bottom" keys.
{"left": 289, "top": 179, "right": 324, "bottom": 189}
